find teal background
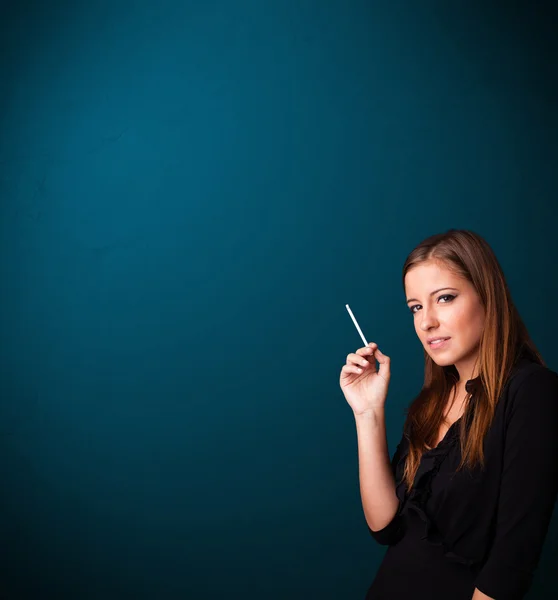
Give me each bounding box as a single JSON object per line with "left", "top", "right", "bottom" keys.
{"left": 1, "top": 1, "right": 557, "bottom": 598}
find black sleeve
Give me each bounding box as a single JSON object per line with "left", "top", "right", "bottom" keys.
{"left": 367, "top": 433, "right": 407, "bottom": 546}
{"left": 474, "top": 368, "right": 558, "bottom": 599}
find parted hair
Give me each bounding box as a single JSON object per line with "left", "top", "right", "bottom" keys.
{"left": 400, "top": 229, "right": 544, "bottom": 493}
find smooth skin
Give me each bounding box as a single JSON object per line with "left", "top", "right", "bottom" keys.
{"left": 404, "top": 259, "right": 486, "bottom": 395}
{"left": 341, "top": 259, "right": 494, "bottom": 599}
{"left": 339, "top": 342, "right": 391, "bottom": 416}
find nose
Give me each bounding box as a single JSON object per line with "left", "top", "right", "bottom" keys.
{"left": 419, "top": 307, "right": 439, "bottom": 332}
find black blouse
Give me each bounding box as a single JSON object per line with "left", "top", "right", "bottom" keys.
{"left": 368, "top": 353, "right": 558, "bottom": 599}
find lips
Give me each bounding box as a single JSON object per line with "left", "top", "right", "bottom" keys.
{"left": 428, "top": 337, "right": 450, "bottom": 345}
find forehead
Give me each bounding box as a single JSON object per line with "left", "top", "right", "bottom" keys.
{"left": 404, "top": 261, "right": 464, "bottom": 293}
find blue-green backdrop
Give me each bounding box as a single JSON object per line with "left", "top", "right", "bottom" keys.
{"left": 1, "top": 0, "right": 557, "bottom": 598}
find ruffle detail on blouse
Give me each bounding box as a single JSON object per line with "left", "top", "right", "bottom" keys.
{"left": 395, "top": 421, "right": 479, "bottom": 567}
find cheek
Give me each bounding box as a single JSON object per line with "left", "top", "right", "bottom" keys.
{"left": 450, "top": 306, "right": 483, "bottom": 339}
{"left": 471, "top": 311, "right": 486, "bottom": 336}
{"left": 448, "top": 305, "right": 468, "bottom": 329}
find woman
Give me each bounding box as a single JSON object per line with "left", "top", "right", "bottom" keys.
{"left": 340, "top": 229, "right": 558, "bottom": 600}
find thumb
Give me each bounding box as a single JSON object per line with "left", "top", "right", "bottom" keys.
{"left": 374, "top": 346, "right": 389, "bottom": 362}
{"left": 375, "top": 347, "right": 391, "bottom": 381}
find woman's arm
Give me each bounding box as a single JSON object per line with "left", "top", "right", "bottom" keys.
{"left": 472, "top": 588, "right": 494, "bottom": 600}
{"left": 472, "top": 368, "right": 558, "bottom": 599}
{"left": 355, "top": 408, "right": 403, "bottom": 544}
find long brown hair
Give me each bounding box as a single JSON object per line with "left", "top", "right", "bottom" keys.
{"left": 401, "top": 229, "right": 544, "bottom": 492}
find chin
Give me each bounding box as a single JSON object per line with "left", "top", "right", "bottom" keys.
{"left": 432, "top": 357, "right": 453, "bottom": 366}
{"left": 427, "top": 351, "right": 453, "bottom": 366}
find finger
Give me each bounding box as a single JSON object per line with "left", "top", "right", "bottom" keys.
{"left": 375, "top": 348, "right": 391, "bottom": 377}
{"left": 374, "top": 347, "right": 387, "bottom": 360}
{"left": 342, "top": 364, "right": 364, "bottom": 376}
{"left": 356, "top": 346, "right": 374, "bottom": 356}
{"left": 348, "top": 353, "right": 372, "bottom": 368}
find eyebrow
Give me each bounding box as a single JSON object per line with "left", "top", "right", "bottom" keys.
{"left": 406, "top": 287, "right": 459, "bottom": 304}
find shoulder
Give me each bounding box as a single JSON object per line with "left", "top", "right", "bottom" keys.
{"left": 507, "top": 361, "right": 558, "bottom": 419}
{"left": 510, "top": 361, "right": 558, "bottom": 394}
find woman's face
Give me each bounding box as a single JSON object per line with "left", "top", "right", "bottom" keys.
{"left": 404, "top": 260, "right": 486, "bottom": 382}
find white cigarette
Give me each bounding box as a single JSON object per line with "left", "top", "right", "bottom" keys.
{"left": 345, "top": 304, "right": 369, "bottom": 347}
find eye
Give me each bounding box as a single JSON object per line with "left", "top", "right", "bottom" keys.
{"left": 409, "top": 294, "right": 455, "bottom": 315}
